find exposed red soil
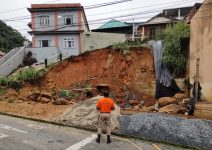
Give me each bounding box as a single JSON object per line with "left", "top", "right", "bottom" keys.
{"left": 42, "top": 48, "right": 157, "bottom": 106}
{"left": 0, "top": 99, "right": 69, "bottom": 120}
{"left": 0, "top": 48, "right": 158, "bottom": 119}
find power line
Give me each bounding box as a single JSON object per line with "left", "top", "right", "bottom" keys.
{"left": 8, "top": 0, "right": 197, "bottom": 32}
{"left": 2, "top": 0, "right": 206, "bottom": 35}
{"left": 0, "top": 0, "right": 132, "bottom": 18}
{"left": 2, "top": 0, "right": 193, "bottom": 23}
{"left": 0, "top": 0, "right": 64, "bottom": 15}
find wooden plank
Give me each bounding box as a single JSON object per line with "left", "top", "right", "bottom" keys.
{"left": 194, "top": 109, "right": 212, "bottom": 120}
{"left": 120, "top": 109, "right": 144, "bottom": 115}
{"left": 195, "top": 103, "right": 212, "bottom": 111}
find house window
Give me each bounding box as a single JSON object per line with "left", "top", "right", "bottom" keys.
{"left": 40, "top": 16, "right": 50, "bottom": 26}
{"left": 39, "top": 40, "right": 52, "bottom": 47}
{"left": 63, "top": 37, "right": 75, "bottom": 48}
{"left": 64, "top": 16, "right": 73, "bottom": 25}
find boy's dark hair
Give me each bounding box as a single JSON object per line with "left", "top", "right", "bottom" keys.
{"left": 103, "top": 91, "right": 109, "bottom": 97}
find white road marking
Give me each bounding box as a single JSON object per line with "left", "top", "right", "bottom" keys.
{"left": 0, "top": 133, "right": 8, "bottom": 139}
{"left": 27, "top": 124, "right": 44, "bottom": 130}
{"left": 0, "top": 123, "right": 27, "bottom": 133}
{"left": 18, "top": 122, "right": 45, "bottom": 130}
{"left": 65, "top": 134, "right": 96, "bottom": 150}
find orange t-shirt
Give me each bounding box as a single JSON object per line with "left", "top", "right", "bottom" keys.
{"left": 96, "top": 97, "right": 115, "bottom": 113}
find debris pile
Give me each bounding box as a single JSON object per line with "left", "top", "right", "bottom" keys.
{"left": 155, "top": 93, "right": 191, "bottom": 114}
{"left": 54, "top": 96, "right": 121, "bottom": 130}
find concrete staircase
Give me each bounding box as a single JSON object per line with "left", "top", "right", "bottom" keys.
{"left": 0, "top": 47, "right": 25, "bottom": 76}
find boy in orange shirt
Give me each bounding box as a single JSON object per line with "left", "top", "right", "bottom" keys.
{"left": 96, "top": 91, "right": 115, "bottom": 144}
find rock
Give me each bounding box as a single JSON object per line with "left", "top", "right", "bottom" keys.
{"left": 140, "top": 100, "right": 145, "bottom": 105}
{"left": 158, "top": 97, "right": 177, "bottom": 107}
{"left": 174, "top": 93, "right": 187, "bottom": 101}
{"left": 154, "top": 101, "right": 159, "bottom": 111}
{"left": 133, "top": 104, "right": 142, "bottom": 110}
{"left": 129, "top": 100, "right": 140, "bottom": 106}
{"left": 141, "top": 106, "right": 155, "bottom": 112}
{"left": 54, "top": 98, "right": 69, "bottom": 105}
{"left": 39, "top": 97, "right": 51, "bottom": 103}
{"left": 182, "top": 98, "right": 191, "bottom": 106}
{"left": 159, "top": 104, "right": 184, "bottom": 114}
{"left": 54, "top": 96, "right": 120, "bottom": 131}
{"left": 5, "top": 88, "right": 19, "bottom": 98}
{"left": 40, "top": 93, "right": 52, "bottom": 99}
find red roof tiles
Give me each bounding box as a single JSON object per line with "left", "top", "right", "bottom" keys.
{"left": 31, "top": 3, "right": 81, "bottom": 9}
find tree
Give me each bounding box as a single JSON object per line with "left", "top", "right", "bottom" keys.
{"left": 162, "top": 22, "right": 190, "bottom": 77}
{"left": 0, "top": 20, "right": 26, "bottom": 53}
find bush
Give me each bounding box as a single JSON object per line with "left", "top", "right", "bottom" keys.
{"left": 59, "top": 89, "right": 80, "bottom": 100}
{"left": 0, "top": 87, "right": 5, "bottom": 95}
{"left": 0, "top": 77, "right": 7, "bottom": 86}
{"left": 0, "top": 67, "right": 47, "bottom": 90}
{"left": 16, "top": 67, "right": 47, "bottom": 81}
{"left": 112, "top": 40, "right": 147, "bottom": 54}
{"left": 59, "top": 89, "right": 70, "bottom": 98}
{"left": 0, "top": 76, "right": 21, "bottom": 90}
{"left": 162, "top": 22, "right": 190, "bottom": 77}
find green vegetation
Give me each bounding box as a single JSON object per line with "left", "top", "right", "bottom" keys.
{"left": 112, "top": 40, "right": 148, "bottom": 55}
{"left": 0, "top": 76, "right": 21, "bottom": 90}
{"left": 0, "top": 20, "right": 26, "bottom": 53}
{"left": 0, "top": 67, "right": 47, "bottom": 90}
{"left": 162, "top": 22, "right": 190, "bottom": 77}
{"left": 16, "top": 67, "right": 47, "bottom": 81}
{"left": 59, "top": 89, "right": 70, "bottom": 98}
{"left": 0, "top": 87, "right": 5, "bottom": 95}
{"left": 59, "top": 89, "right": 79, "bottom": 99}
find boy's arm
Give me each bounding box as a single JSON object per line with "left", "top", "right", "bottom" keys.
{"left": 111, "top": 101, "right": 115, "bottom": 110}
{"left": 96, "top": 101, "right": 100, "bottom": 110}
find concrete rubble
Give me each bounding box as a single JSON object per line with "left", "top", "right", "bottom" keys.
{"left": 54, "top": 96, "right": 121, "bottom": 130}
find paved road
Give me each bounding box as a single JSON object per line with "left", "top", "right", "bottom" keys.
{"left": 0, "top": 115, "right": 190, "bottom": 150}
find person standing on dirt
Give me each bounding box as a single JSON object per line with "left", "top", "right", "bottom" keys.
{"left": 96, "top": 90, "right": 115, "bottom": 144}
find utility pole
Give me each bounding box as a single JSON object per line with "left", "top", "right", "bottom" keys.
{"left": 132, "top": 18, "right": 135, "bottom": 41}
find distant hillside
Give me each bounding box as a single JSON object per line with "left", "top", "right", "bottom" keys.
{"left": 0, "top": 20, "right": 26, "bottom": 53}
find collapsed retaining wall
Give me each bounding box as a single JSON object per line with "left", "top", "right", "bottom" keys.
{"left": 118, "top": 113, "right": 212, "bottom": 150}
{"left": 42, "top": 48, "right": 156, "bottom": 104}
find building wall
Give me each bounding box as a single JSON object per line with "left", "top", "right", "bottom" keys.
{"left": 33, "top": 11, "right": 79, "bottom": 31}
{"left": 30, "top": 34, "right": 80, "bottom": 62}
{"left": 34, "top": 35, "right": 55, "bottom": 47}
{"left": 26, "top": 47, "right": 59, "bottom": 63}
{"left": 190, "top": 0, "right": 212, "bottom": 102}
{"left": 34, "top": 12, "right": 55, "bottom": 31}
{"left": 81, "top": 32, "right": 125, "bottom": 52}
{"left": 58, "top": 34, "right": 80, "bottom": 57}
{"left": 57, "top": 11, "right": 78, "bottom": 31}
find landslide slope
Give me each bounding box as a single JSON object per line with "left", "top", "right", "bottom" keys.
{"left": 41, "top": 48, "right": 156, "bottom": 105}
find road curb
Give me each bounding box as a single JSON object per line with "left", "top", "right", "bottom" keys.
{"left": 0, "top": 111, "right": 196, "bottom": 150}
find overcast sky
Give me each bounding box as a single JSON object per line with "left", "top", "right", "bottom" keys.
{"left": 0, "top": 0, "right": 203, "bottom": 39}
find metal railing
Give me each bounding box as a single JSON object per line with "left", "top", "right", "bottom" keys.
{"left": 0, "top": 47, "right": 21, "bottom": 66}
{"left": 34, "top": 53, "right": 63, "bottom": 67}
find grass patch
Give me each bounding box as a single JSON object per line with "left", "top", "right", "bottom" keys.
{"left": 112, "top": 40, "right": 148, "bottom": 55}
{"left": 59, "top": 89, "right": 80, "bottom": 100}
{"left": 0, "top": 67, "right": 48, "bottom": 90}
{"left": 0, "top": 87, "right": 5, "bottom": 95}
{"left": 16, "top": 67, "right": 47, "bottom": 81}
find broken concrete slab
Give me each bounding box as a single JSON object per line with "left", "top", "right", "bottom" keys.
{"left": 53, "top": 96, "right": 121, "bottom": 131}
